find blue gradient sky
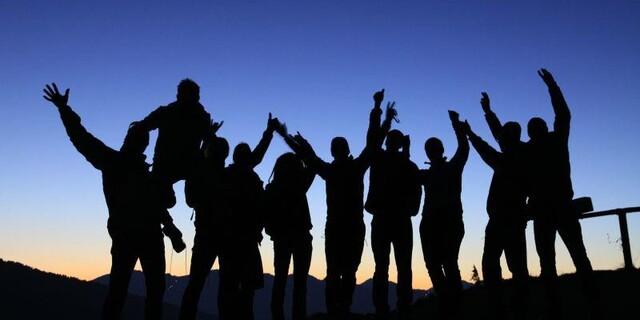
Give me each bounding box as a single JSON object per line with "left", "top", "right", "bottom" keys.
{"left": 1, "top": 1, "right": 639, "bottom": 290}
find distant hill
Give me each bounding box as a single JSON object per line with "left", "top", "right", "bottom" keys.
{"left": 94, "top": 269, "right": 433, "bottom": 319}
{"left": 0, "top": 259, "right": 216, "bottom": 320}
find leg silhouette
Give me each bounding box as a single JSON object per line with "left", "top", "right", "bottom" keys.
{"left": 271, "top": 241, "right": 292, "bottom": 320}
{"left": 139, "top": 237, "right": 166, "bottom": 320}
{"left": 371, "top": 217, "right": 392, "bottom": 318}
{"left": 292, "top": 239, "right": 312, "bottom": 320}
{"left": 102, "top": 243, "right": 137, "bottom": 320}
{"left": 179, "top": 233, "right": 219, "bottom": 320}
{"left": 394, "top": 218, "right": 414, "bottom": 318}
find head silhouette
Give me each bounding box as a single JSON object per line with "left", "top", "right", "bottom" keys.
{"left": 425, "top": 137, "right": 444, "bottom": 163}
{"left": 272, "top": 152, "right": 304, "bottom": 184}
{"left": 205, "top": 136, "right": 229, "bottom": 164}
{"left": 527, "top": 117, "right": 549, "bottom": 141}
{"left": 232, "top": 143, "right": 252, "bottom": 167}
{"left": 176, "top": 78, "right": 200, "bottom": 105}
{"left": 501, "top": 121, "right": 522, "bottom": 148}
{"left": 331, "top": 137, "right": 351, "bottom": 160}
{"left": 120, "top": 122, "right": 149, "bottom": 155}
{"left": 385, "top": 129, "right": 404, "bottom": 152}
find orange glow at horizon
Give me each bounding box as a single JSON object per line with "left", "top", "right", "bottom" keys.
{"left": 3, "top": 230, "right": 630, "bottom": 291}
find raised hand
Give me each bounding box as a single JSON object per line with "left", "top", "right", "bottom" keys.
{"left": 267, "top": 112, "right": 283, "bottom": 132}
{"left": 385, "top": 101, "right": 398, "bottom": 123}
{"left": 448, "top": 110, "right": 460, "bottom": 123}
{"left": 293, "top": 132, "right": 312, "bottom": 151}
{"left": 210, "top": 119, "right": 224, "bottom": 135}
{"left": 537, "top": 68, "right": 557, "bottom": 87}
{"left": 480, "top": 92, "right": 491, "bottom": 113}
{"left": 43, "top": 83, "right": 69, "bottom": 108}
{"left": 275, "top": 122, "right": 288, "bottom": 137}
{"left": 373, "top": 89, "right": 385, "bottom": 107}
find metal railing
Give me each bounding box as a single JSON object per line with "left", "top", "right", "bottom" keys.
{"left": 580, "top": 206, "right": 640, "bottom": 270}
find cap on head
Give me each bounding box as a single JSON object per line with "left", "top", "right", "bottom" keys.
{"left": 424, "top": 137, "right": 444, "bottom": 162}
{"left": 177, "top": 78, "right": 200, "bottom": 104}
{"left": 331, "top": 137, "right": 350, "bottom": 160}
{"left": 385, "top": 129, "right": 404, "bottom": 152}
{"left": 527, "top": 117, "right": 548, "bottom": 141}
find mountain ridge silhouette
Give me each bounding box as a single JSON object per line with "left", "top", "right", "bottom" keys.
{"left": 93, "top": 268, "right": 434, "bottom": 318}
{"left": 0, "top": 259, "right": 216, "bottom": 320}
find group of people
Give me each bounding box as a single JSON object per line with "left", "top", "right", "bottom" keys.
{"left": 42, "top": 68, "right": 599, "bottom": 320}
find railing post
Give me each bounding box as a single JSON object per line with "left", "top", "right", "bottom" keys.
{"left": 617, "top": 212, "right": 634, "bottom": 270}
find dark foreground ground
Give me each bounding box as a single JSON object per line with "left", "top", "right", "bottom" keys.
{"left": 1, "top": 258, "right": 638, "bottom": 320}
{"left": 309, "top": 269, "right": 640, "bottom": 320}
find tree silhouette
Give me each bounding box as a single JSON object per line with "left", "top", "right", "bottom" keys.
{"left": 470, "top": 265, "right": 481, "bottom": 285}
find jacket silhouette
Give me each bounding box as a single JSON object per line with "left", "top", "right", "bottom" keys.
{"left": 275, "top": 89, "right": 385, "bottom": 318}
{"left": 419, "top": 110, "right": 468, "bottom": 318}
{"left": 365, "top": 101, "right": 421, "bottom": 319}
{"left": 138, "top": 79, "right": 212, "bottom": 207}
{"left": 466, "top": 92, "right": 529, "bottom": 319}
{"left": 179, "top": 125, "right": 229, "bottom": 320}
{"left": 43, "top": 84, "right": 184, "bottom": 320}
{"left": 264, "top": 151, "right": 316, "bottom": 320}
{"left": 526, "top": 69, "right": 597, "bottom": 318}
{"left": 218, "top": 115, "right": 277, "bottom": 320}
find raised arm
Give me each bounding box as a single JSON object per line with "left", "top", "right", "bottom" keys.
{"left": 481, "top": 92, "right": 505, "bottom": 147}
{"left": 381, "top": 102, "right": 396, "bottom": 139}
{"left": 449, "top": 110, "right": 469, "bottom": 169}
{"left": 364, "top": 89, "right": 385, "bottom": 148}
{"left": 43, "top": 83, "right": 116, "bottom": 170}
{"left": 288, "top": 132, "right": 331, "bottom": 179}
{"left": 249, "top": 113, "right": 277, "bottom": 168}
{"left": 464, "top": 121, "right": 500, "bottom": 169}
{"left": 301, "top": 164, "right": 316, "bottom": 192}
{"left": 348, "top": 90, "right": 385, "bottom": 169}
{"left": 538, "top": 68, "right": 571, "bottom": 141}
{"left": 275, "top": 122, "right": 304, "bottom": 156}
{"left": 200, "top": 120, "right": 224, "bottom": 152}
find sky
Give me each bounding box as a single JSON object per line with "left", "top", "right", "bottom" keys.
{"left": 1, "top": 1, "right": 639, "bottom": 291}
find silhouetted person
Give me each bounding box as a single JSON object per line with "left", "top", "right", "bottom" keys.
{"left": 179, "top": 121, "right": 227, "bottom": 320}
{"left": 274, "top": 89, "right": 385, "bottom": 319}
{"left": 365, "top": 103, "right": 422, "bottom": 320}
{"left": 138, "top": 79, "right": 212, "bottom": 208}
{"left": 43, "top": 83, "right": 185, "bottom": 320}
{"left": 464, "top": 92, "right": 529, "bottom": 319}
{"left": 218, "top": 114, "right": 280, "bottom": 320}
{"left": 264, "top": 151, "right": 316, "bottom": 320}
{"left": 527, "top": 69, "right": 598, "bottom": 319}
{"left": 419, "top": 111, "right": 468, "bottom": 319}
